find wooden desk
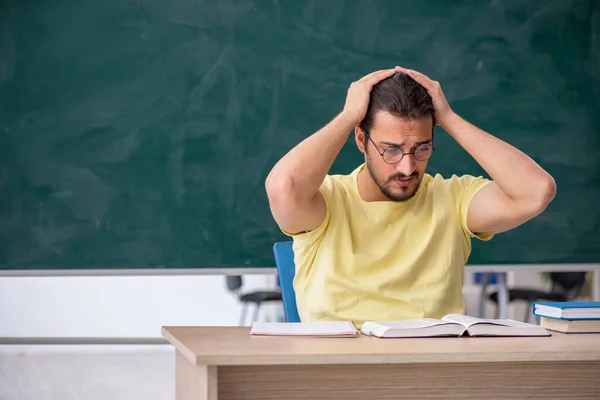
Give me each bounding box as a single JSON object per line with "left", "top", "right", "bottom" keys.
{"left": 162, "top": 326, "right": 600, "bottom": 400}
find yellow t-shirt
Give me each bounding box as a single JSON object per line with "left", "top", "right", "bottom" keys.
{"left": 283, "top": 164, "right": 493, "bottom": 326}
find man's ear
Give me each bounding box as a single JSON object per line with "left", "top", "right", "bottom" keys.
{"left": 355, "top": 126, "right": 366, "bottom": 154}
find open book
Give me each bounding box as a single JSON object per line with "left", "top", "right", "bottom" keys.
{"left": 250, "top": 321, "right": 358, "bottom": 337}
{"left": 360, "top": 314, "right": 550, "bottom": 338}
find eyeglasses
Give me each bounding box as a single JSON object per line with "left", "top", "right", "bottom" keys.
{"left": 365, "top": 133, "right": 434, "bottom": 164}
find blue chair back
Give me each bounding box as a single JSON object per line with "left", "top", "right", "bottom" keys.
{"left": 273, "top": 241, "right": 301, "bottom": 322}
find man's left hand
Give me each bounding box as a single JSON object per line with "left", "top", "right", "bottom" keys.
{"left": 395, "top": 66, "right": 455, "bottom": 128}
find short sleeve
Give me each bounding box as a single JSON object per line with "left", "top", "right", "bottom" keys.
{"left": 450, "top": 174, "right": 494, "bottom": 241}
{"left": 279, "top": 175, "right": 335, "bottom": 247}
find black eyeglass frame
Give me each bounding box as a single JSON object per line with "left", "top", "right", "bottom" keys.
{"left": 363, "top": 129, "right": 435, "bottom": 164}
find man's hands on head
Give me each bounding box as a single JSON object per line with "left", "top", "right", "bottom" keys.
{"left": 395, "top": 66, "right": 455, "bottom": 129}
{"left": 342, "top": 68, "right": 397, "bottom": 127}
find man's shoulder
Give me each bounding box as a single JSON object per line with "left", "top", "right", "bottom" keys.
{"left": 323, "top": 171, "right": 353, "bottom": 188}
{"left": 424, "top": 173, "right": 490, "bottom": 188}
{"left": 319, "top": 165, "right": 362, "bottom": 196}
{"left": 423, "top": 172, "right": 492, "bottom": 202}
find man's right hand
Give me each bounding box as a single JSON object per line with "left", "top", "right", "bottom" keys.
{"left": 342, "top": 68, "right": 398, "bottom": 126}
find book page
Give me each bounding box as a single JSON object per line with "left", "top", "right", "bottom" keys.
{"left": 363, "top": 318, "right": 459, "bottom": 330}
{"left": 442, "top": 314, "right": 539, "bottom": 328}
{"left": 250, "top": 321, "right": 357, "bottom": 336}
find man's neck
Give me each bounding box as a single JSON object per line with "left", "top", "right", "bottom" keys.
{"left": 357, "top": 168, "right": 389, "bottom": 202}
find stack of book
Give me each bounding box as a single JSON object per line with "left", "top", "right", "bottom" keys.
{"left": 533, "top": 301, "right": 600, "bottom": 334}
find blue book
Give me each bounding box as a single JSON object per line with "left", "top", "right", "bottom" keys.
{"left": 532, "top": 301, "right": 600, "bottom": 320}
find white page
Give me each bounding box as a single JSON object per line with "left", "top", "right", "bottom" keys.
{"left": 442, "top": 314, "right": 538, "bottom": 328}
{"left": 364, "top": 318, "right": 458, "bottom": 330}
{"left": 489, "top": 319, "right": 544, "bottom": 327}
{"left": 250, "top": 321, "right": 357, "bottom": 336}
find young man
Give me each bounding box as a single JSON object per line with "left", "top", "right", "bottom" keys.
{"left": 265, "top": 66, "right": 556, "bottom": 325}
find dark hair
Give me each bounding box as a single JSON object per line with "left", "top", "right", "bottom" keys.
{"left": 359, "top": 72, "right": 434, "bottom": 139}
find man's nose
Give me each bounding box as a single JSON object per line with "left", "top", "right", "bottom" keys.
{"left": 395, "top": 154, "right": 416, "bottom": 176}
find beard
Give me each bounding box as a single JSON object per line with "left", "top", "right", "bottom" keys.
{"left": 365, "top": 154, "right": 423, "bottom": 202}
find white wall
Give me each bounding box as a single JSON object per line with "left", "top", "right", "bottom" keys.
{"left": 0, "top": 274, "right": 278, "bottom": 339}
{"left": 0, "top": 271, "right": 550, "bottom": 340}
{"left": 0, "top": 345, "right": 175, "bottom": 400}
{"left": 0, "top": 274, "right": 280, "bottom": 400}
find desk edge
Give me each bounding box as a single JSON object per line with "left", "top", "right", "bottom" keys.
{"left": 160, "top": 327, "right": 199, "bottom": 365}
{"left": 189, "top": 351, "right": 600, "bottom": 366}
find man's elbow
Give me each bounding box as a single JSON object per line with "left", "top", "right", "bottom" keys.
{"left": 529, "top": 175, "right": 557, "bottom": 215}
{"left": 265, "top": 172, "right": 297, "bottom": 206}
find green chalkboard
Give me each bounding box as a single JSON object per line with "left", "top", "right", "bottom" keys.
{"left": 1, "top": 0, "right": 599, "bottom": 270}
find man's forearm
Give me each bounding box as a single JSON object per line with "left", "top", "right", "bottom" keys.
{"left": 266, "top": 111, "right": 356, "bottom": 201}
{"left": 442, "top": 112, "right": 556, "bottom": 204}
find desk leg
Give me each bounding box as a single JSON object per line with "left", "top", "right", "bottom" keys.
{"left": 477, "top": 272, "right": 491, "bottom": 318}
{"left": 175, "top": 351, "right": 218, "bottom": 400}
{"left": 593, "top": 270, "right": 600, "bottom": 302}
{"left": 497, "top": 272, "right": 508, "bottom": 319}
